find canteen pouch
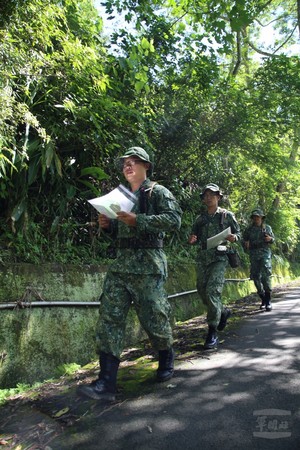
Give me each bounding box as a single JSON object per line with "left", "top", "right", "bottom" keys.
{"left": 227, "top": 249, "right": 241, "bottom": 268}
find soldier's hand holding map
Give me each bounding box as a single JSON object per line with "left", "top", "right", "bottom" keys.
{"left": 207, "top": 227, "right": 231, "bottom": 249}
{"left": 88, "top": 184, "right": 137, "bottom": 219}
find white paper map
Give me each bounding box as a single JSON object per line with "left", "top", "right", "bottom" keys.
{"left": 88, "top": 185, "right": 137, "bottom": 219}
{"left": 207, "top": 227, "right": 231, "bottom": 250}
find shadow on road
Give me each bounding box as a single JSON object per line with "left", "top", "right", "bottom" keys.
{"left": 1, "top": 284, "right": 300, "bottom": 450}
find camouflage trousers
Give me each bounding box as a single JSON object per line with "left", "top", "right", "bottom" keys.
{"left": 95, "top": 271, "right": 173, "bottom": 359}
{"left": 196, "top": 260, "right": 227, "bottom": 329}
{"left": 250, "top": 255, "right": 272, "bottom": 295}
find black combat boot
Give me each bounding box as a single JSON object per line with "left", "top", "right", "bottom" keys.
{"left": 265, "top": 291, "right": 272, "bottom": 312}
{"left": 259, "top": 292, "right": 266, "bottom": 310}
{"left": 217, "top": 307, "right": 232, "bottom": 331}
{"left": 204, "top": 326, "right": 219, "bottom": 350}
{"left": 77, "top": 352, "right": 120, "bottom": 401}
{"left": 156, "top": 348, "right": 175, "bottom": 382}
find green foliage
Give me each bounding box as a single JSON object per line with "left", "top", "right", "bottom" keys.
{"left": 0, "top": 383, "right": 32, "bottom": 406}
{"left": 55, "top": 362, "right": 81, "bottom": 377}
{"left": 0, "top": 362, "right": 80, "bottom": 405}
{"left": 0, "top": 0, "right": 299, "bottom": 264}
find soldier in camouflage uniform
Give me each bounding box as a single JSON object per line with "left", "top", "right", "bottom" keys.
{"left": 242, "top": 209, "right": 275, "bottom": 312}
{"left": 188, "top": 184, "right": 240, "bottom": 350}
{"left": 78, "top": 147, "right": 182, "bottom": 401}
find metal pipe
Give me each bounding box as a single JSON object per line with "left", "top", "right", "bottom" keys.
{"left": 0, "top": 278, "right": 251, "bottom": 310}
{"left": 225, "top": 278, "right": 250, "bottom": 282}
{"left": 168, "top": 289, "right": 197, "bottom": 299}
{"left": 0, "top": 301, "right": 99, "bottom": 310}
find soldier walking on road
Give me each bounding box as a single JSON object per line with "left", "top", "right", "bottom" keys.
{"left": 188, "top": 184, "right": 241, "bottom": 350}
{"left": 242, "top": 209, "right": 275, "bottom": 311}
{"left": 78, "top": 147, "right": 182, "bottom": 401}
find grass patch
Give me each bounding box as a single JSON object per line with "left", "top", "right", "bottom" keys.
{"left": 0, "top": 382, "right": 40, "bottom": 406}
{"left": 54, "top": 363, "right": 81, "bottom": 378}
{"left": 118, "top": 355, "right": 158, "bottom": 396}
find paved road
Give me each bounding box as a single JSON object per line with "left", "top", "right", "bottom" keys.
{"left": 1, "top": 285, "right": 300, "bottom": 449}
{"left": 49, "top": 284, "right": 300, "bottom": 450}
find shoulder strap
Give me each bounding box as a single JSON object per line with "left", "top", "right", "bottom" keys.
{"left": 139, "top": 181, "right": 158, "bottom": 213}
{"left": 148, "top": 181, "right": 157, "bottom": 197}
{"left": 219, "top": 208, "right": 227, "bottom": 230}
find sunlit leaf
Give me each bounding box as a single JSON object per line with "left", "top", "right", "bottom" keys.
{"left": 53, "top": 407, "right": 69, "bottom": 418}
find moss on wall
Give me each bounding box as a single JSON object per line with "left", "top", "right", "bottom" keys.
{"left": 0, "top": 263, "right": 107, "bottom": 302}
{"left": 0, "top": 259, "right": 298, "bottom": 388}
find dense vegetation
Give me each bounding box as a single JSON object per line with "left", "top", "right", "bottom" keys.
{"left": 0, "top": 0, "right": 299, "bottom": 264}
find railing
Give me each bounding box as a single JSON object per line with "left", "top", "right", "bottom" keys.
{"left": 0, "top": 278, "right": 250, "bottom": 310}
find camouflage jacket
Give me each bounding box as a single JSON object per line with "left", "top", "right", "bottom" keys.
{"left": 191, "top": 207, "right": 241, "bottom": 266}
{"left": 107, "top": 178, "right": 182, "bottom": 276}
{"left": 242, "top": 224, "right": 275, "bottom": 259}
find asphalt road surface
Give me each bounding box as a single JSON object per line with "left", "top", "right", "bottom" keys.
{"left": 1, "top": 284, "right": 300, "bottom": 449}
{"left": 50, "top": 284, "right": 300, "bottom": 450}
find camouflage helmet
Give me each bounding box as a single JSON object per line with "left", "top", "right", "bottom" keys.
{"left": 200, "top": 183, "right": 223, "bottom": 199}
{"left": 117, "top": 147, "right": 153, "bottom": 176}
{"left": 251, "top": 208, "right": 265, "bottom": 219}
